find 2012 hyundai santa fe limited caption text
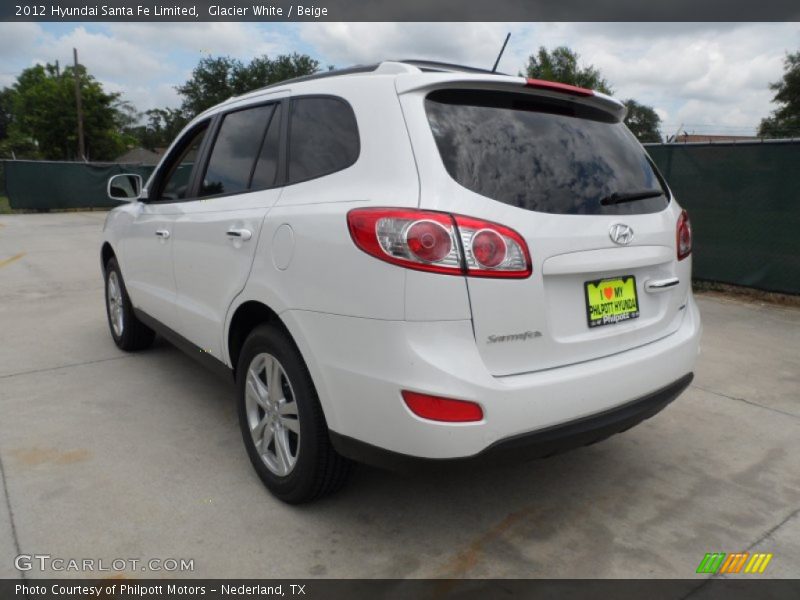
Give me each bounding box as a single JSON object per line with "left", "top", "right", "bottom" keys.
{"left": 101, "top": 60, "right": 701, "bottom": 504}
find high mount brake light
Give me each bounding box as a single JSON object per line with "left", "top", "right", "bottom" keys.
{"left": 525, "top": 78, "right": 594, "bottom": 97}
{"left": 347, "top": 208, "right": 532, "bottom": 278}
{"left": 677, "top": 209, "right": 692, "bottom": 261}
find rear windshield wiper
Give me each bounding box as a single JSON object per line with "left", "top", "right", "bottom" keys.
{"left": 599, "top": 189, "right": 664, "bottom": 206}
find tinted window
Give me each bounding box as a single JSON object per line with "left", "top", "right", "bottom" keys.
{"left": 250, "top": 103, "right": 282, "bottom": 190}
{"left": 200, "top": 104, "right": 275, "bottom": 197}
{"left": 425, "top": 89, "right": 669, "bottom": 215}
{"left": 158, "top": 123, "right": 208, "bottom": 201}
{"left": 288, "top": 97, "right": 359, "bottom": 184}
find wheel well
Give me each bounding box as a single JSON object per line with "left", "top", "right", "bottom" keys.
{"left": 101, "top": 242, "right": 116, "bottom": 270}
{"left": 228, "top": 301, "right": 287, "bottom": 374}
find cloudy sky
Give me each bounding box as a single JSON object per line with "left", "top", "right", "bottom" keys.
{"left": 1, "top": 22, "right": 798, "bottom": 136}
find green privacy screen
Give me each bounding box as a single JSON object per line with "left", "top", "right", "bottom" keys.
{"left": 646, "top": 141, "right": 800, "bottom": 294}
{"left": 3, "top": 142, "right": 800, "bottom": 294}
{"left": 3, "top": 161, "right": 155, "bottom": 210}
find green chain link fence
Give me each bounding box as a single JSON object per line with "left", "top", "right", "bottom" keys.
{"left": 2, "top": 160, "right": 155, "bottom": 211}
{"left": 3, "top": 141, "right": 799, "bottom": 294}
{"left": 646, "top": 141, "right": 800, "bottom": 294}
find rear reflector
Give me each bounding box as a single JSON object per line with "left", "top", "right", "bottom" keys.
{"left": 525, "top": 78, "right": 594, "bottom": 97}
{"left": 401, "top": 391, "right": 483, "bottom": 423}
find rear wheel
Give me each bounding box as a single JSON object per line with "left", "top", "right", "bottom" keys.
{"left": 237, "top": 323, "right": 352, "bottom": 503}
{"left": 104, "top": 257, "right": 155, "bottom": 351}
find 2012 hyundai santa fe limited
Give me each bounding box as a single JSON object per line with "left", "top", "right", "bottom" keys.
{"left": 101, "top": 60, "right": 701, "bottom": 503}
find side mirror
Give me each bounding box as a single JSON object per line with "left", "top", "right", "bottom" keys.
{"left": 107, "top": 173, "right": 143, "bottom": 201}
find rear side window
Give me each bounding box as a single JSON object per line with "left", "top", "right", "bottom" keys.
{"left": 425, "top": 89, "right": 669, "bottom": 215}
{"left": 200, "top": 104, "right": 277, "bottom": 197}
{"left": 287, "top": 97, "right": 359, "bottom": 184}
{"left": 250, "top": 103, "right": 282, "bottom": 190}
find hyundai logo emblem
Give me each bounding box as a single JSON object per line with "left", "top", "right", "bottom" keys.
{"left": 609, "top": 223, "right": 634, "bottom": 245}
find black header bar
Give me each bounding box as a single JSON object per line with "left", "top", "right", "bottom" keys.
{"left": 3, "top": 0, "right": 800, "bottom": 22}
{"left": 3, "top": 579, "right": 800, "bottom": 600}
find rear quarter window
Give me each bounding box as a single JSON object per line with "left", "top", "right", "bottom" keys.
{"left": 425, "top": 89, "right": 669, "bottom": 215}
{"left": 287, "top": 96, "right": 359, "bottom": 184}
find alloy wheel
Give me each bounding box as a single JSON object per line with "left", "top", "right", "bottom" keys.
{"left": 244, "top": 353, "right": 301, "bottom": 476}
{"left": 107, "top": 271, "right": 124, "bottom": 337}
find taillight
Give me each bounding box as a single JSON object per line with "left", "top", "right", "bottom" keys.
{"left": 347, "top": 208, "right": 532, "bottom": 278}
{"left": 453, "top": 214, "right": 531, "bottom": 278}
{"left": 347, "top": 208, "right": 460, "bottom": 275}
{"left": 405, "top": 220, "right": 452, "bottom": 263}
{"left": 401, "top": 391, "right": 483, "bottom": 423}
{"left": 677, "top": 209, "right": 692, "bottom": 260}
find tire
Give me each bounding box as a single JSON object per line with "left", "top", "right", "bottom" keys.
{"left": 104, "top": 257, "right": 155, "bottom": 352}
{"left": 237, "top": 323, "right": 352, "bottom": 504}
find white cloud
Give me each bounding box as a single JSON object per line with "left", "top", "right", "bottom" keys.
{"left": 542, "top": 22, "right": 799, "bottom": 133}
{"left": 37, "top": 26, "right": 166, "bottom": 80}
{"left": 106, "top": 22, "right": 293, "bottom": 59}
{"left": 2, "top": 21, "right": 798, "bottom": 135}
{"left": 295, "top": 22, "right": 799, "bottom": 135}
{"left": 298, "top": 22, "right": 515, "bottom": 70}
{"left": 0, "top": 22, "right": 44, "bottom": 61}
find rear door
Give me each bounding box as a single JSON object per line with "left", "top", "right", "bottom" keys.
{"left": 401, "top": 82, "right": 691, "bottom": 376}
{"left": 171, "top": 99, "right": 285, "bottom": 361}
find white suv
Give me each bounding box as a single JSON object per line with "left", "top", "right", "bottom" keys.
{"left": 102, "top": 61, "right": 701, "bottom": 503}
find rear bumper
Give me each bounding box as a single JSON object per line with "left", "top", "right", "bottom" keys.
{"left": 282, "top": 293, "right": 701, "bottom": 460}
{"left": 329, "top": 373, "right": 693, "bottom": 470}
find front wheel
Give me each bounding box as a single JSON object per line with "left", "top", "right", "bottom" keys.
{"left": 237, "top": 323, "right": 352, "bottom": 503}
{"left": 104, "top": 257, "right": 155, "bottom": 351}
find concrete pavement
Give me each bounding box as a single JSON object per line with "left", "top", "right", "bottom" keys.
{"left": 0, "top": 212, "right": 798, "bottom": 579}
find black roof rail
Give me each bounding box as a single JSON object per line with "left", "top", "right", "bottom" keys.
{"left": 395, "top": 59, "right": 509, "bottom": 76}
{"left": 244, "top": 63, "right": 381, "bottom": 95}
{"left": 237, "top": 60, "right": 509, "bottom": 99}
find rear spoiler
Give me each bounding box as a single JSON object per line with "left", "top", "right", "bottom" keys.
{"left": 393, "top": 71, "right": 627, "bottom": 122}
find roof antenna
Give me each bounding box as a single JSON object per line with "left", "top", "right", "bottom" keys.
{"left": 491, "top": 32, "right": 511, "bottom": 73}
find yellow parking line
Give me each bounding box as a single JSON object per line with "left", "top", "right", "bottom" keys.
{"left": 0, "top": 252, "right": 25, "bottom": 268}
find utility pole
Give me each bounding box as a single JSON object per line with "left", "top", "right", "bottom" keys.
{"left": 73, "top": 48, "right": 85, "bottom": 161}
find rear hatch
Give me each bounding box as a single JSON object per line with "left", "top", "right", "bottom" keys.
{"left": 397, "top": 75, "right": 691, "bottom": 376}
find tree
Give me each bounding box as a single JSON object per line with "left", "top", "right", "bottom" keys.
{"left": 0, "top": 88, "right": 12, "bottom": 141}
{"left": 125, "top": 107, "right": 189, "bottom": 151}
{"left": 3, "top": 62, "right": 131, "bottom": 160}
{"left": 0, "top": 88, "right": 38, "bottom": 160}
{"left": 758, "top": 51, "right": 800, "bottom": 138}
{"left": 524, "top": 46, "right": 613, "bottom": 95}
{"left": 623, "top": 99, "right": 662, "bottom": 143}
{"left": 524, "top": 46, "right": 664, "bottom": 142}
{"left": 177, "top": 53, "right": 320, "bottom": 118}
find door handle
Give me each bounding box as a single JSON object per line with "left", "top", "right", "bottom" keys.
{"left": 644, "top": 277, "right": 679, "bottom": 293}
{"left": 154, "top": 229, "right": 170, "bottom": 239}
{"left": 226, "top": 228, "right": 252, "bottom": 241}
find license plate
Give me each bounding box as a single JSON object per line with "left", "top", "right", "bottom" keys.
{"left": 584, "top": 276, "right": 640, "bottom": 328}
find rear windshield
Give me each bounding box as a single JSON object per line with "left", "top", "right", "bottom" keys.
{"left": 425, "top": 89, "right": 669, "bottom": 215}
